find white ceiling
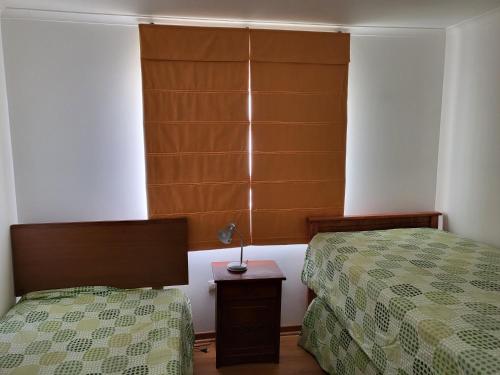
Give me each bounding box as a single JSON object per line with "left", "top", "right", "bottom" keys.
{"left": 3, "top": 0, "right": 500, "bottom": 29}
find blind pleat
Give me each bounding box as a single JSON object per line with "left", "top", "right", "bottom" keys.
{"left": 251, "top": 123, "right": 346, "bottom": 152}
{"left": 250, "top": 30, "right": 350, "bottom": 245}
{"left": 252, "top": 152, "right": 346, "bottom": 182}
{"left": 250, "top": 29, "right": 350, "bottom": 64}
{"left": 252, "top": 208, "right": 342, "bottom": 245}
{"left": 146, "top": 154, "right": 248, "bottom": 185}
{"left": 140, "top": 25, "right": 250, "bottom": 250}
{"left": 144, "top": 122, "right": 248, "bottom": 153}
{"left": 148, "top": 183, "right": 249, "bottom": 215}
{"left": 251, "top": 63, "right": 348, "bottom": 92}
{"left": 142, "top": 61, "right": 248, "bottom": 91}
{"left": 143, "top": 91, "right": 248, "bottom": 122}
{"left": 252, "top": 92, "right": 343, "bottom": 123}
{"left": 140, "top": 25, "right": 249, "bottom": 61}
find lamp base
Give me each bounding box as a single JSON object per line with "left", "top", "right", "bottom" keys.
{"left": 227, "top": 261, "right": 247, "bottom": 273}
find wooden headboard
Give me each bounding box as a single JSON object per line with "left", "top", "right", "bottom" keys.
{"left": 305, "top": 212, "right": 441, "bottom": 303}
{"left": 11, "top": 218, "right": 188, "bottom": 296}
{"left": 308, "top": 211, "right": 441, "bottom": 240}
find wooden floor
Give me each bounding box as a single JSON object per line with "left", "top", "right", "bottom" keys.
{"left": 193, "top": 334, "right": 325, "bottom": 374}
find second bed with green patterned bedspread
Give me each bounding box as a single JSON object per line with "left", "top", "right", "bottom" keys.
{"left": 300, "top": 297, "right": 381, "bottom": 375}
{"left": 301, "top": 228, "right": 500, "bottom": 375}
{"left": 0, "top": 286, "right": 194, "bottom": 375}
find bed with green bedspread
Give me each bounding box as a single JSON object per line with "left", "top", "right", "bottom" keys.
{"left": 300, "top": 228, "right": 500, "bottom": 375}
{"left": 0, "top": 286, "right": 194, "bottom": 375}
{"left": 300, "top": 296, "right": 381, "bottom": 375}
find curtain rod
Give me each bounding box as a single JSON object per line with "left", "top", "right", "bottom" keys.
{"left": 2, "top": 7, "right": 444, "bottom": 34}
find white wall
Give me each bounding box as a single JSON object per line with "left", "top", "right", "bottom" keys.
{"left": 435, "top": 8, "right": 500, "bottom": 247}
{"left": 345, "top": 31, "right": 445, "bottom": 214}
{"left": 0, "top": 15, "right": 17, "bottom": 315}
{"left": 1, "top": 19, "right": 445, "bottom": 331}
{"left": 1, "top": 19, "right": 147, "bottom": 223}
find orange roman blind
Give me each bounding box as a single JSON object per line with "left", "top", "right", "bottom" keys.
{"left": 250, "top": 30, "right": 350, "bottom": 245}
{"left": 139, "top": 25, "right": 250, "bottom": 250}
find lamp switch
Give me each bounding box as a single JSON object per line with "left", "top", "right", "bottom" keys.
{"left": 208, "top": 279, "right": 216, "bottom": 292}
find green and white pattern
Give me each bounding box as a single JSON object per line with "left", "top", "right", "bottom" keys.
{"left": 302, "top": 228, "right": 500, "bottom": 375}
{"left": 300, "top": 297, "right": 381, "bottom": 375}
{"left": 0, "top": 286, "right": 194, "bottom": 375}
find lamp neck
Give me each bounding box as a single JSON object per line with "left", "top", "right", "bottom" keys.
{"left": 232, "top": 227, "right": 245, "bottom": 264}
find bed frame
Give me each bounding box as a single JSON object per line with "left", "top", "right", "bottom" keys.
{"left": 306, "top": 211, "right": 441, "bottom": 304}
{"left": 11, "top": 218, "right": 189, "bottom": 296}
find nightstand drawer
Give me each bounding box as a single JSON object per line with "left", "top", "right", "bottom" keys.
{"left": 225, "top": 300, "right": 276, "bottom": 327}
{"left": 219, "top": 298, "right": 279, "bottom": 355}
{"left": 220, "top": 282, "right": 279, "bottom": 301}
{"left": 223, "top": 324, "right": 275, "bottom": 351}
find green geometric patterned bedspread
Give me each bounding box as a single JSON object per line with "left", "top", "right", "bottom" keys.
{"left": 302, "top": 228, "right": 500, "bottom": 375}
{"left": 0, "top": 286, "right": 194, "bottom": 375}
{"left": 300, "top": 297, "right": 381, "bottom": 375}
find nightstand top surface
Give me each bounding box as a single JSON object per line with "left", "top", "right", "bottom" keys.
{"left": 212, "top": 260, "right": 285, "bottom": 282}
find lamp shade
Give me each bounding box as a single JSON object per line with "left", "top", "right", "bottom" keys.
{"left": 218, "top": 223, "right": 236, "bottom": 245}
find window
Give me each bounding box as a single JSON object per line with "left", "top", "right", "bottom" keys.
{"left": 140, "top": 25, "right": 349, "bottom": 250}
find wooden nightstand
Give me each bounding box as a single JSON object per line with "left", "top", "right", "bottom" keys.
{"left": 212, "top": 260, "right": 286, "bottom": 367}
